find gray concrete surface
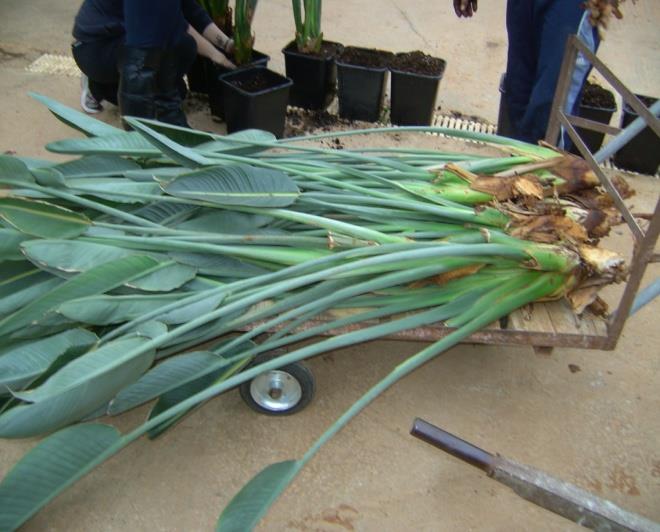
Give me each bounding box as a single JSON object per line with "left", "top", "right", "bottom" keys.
{"left": 0, "top": 1, "right": 658, "bottom": 531}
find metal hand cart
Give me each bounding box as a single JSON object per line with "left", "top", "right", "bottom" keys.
{"left": 238, "top": 35, "right": 660, "bottom": 416}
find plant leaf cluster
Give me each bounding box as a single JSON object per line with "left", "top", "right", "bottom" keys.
{"left": 0, "top": 93, "right": 623, "bottom": 531}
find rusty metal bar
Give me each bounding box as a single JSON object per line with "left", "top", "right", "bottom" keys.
{"left": 559, "top": 111, "right": 645, "bottom": 241}
{"left": 244, "top": 316, "right": 610, "bottom": 350}
{"left": 545, "top": 35, "right": 579, "bottom": 146}
{"left": 566, "top": 114, "right": 621, "bottom": 136}
{"left": 606, "top": 198, "right": 660, "bottom": 349}
{"left": 411, "top": 419, "right": 660, "bottom": 532}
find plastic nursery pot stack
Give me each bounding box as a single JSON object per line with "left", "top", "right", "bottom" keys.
{"left": 220, "top": 66, "right": 293, "bottom": 137}
{"left": 282, "top": 40, "right": 343, "bottom": 110}
{"left": 614, "top": 94, "right": 660, "bottom": 175}
{"left": 570, "top": 81, "right": 617, "bottom": 155}
{"left": 389, "top": 51, "right": 446, "bottom": 126}
{"left": 336, "top": 46, "right": 393, "bottom": 122}
{"left": 207, "top": 49, "right": 270, "bottom": 120}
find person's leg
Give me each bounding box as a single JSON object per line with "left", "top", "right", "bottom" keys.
{"left": 504, "top": 0, "right": 536, "bottom": 139}
{"left": 155, "top": 33, "right": 197, "bottom": 127}
{"left": 72, "top": 37, "right": 122, "bottom": 109}
{"left": 119, "top": 0, "right": 187, "bottom": 125}
{"left": 516, "top": 0, "right": 585, "bottom": 143}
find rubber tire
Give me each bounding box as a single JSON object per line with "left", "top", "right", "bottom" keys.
{"left": 239, "top": 355, "right": 315, "bottom": 416}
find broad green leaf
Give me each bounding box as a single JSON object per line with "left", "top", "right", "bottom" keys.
{"left": 128, "top": 118, "right": 216, "bottom": 147}
{"left": 59, "top": 291, "right": 224, "bottom": 325}
{"left": 216, "top": 461, "right": 301, "bottom": 532}
{"left": 131, "top": 201, "right": 198, "bottom": 225}
{"left": 163, "top": 165, "right": 299, "bottom": 207}
{"left": 53, "top": 154, "right": 140, "bottom": 177}
{"left": 132, "top": 320, "right": 168, "bottom": 339}
{"left": 0, "top": 337, "right": 154, "bottom": 437}
{"left": 15, "top": 157, "right": 55, "bottom": 170}
{"left": 0, "top": 423, "right": 121, "bottom": 531}
{"left": 0, "top": 228, "right": 29, "bottom": 260}
{"left": 0, "top": 255, "right": 160, "bottom": 337}
{"left": 0, "top": 198, "right": 90, "bottom": 239}
{"left": 31, "top": 167, "right": 66, "bottom": 187}
{"left": 195, "top": 129, "right": 277, "bottom": 156}
{"left": 21, "top": 240, "right": 196, "bottom": 292}
{"left": 46, "top": 131, "right": 159, "bottom": 157}
{"left": 175, "top": 210, "right": 273, "bottom": 233}
{"left": 0, "top": 266, "right": 63, "bottom": 318}
{"left": 170, "top": 252, "right": 269, "bottom": 278}
{"left": 0, "top": 329, "right": 98, "bottom": 394}
{"left": 9, "top": 323, "right": 75, "bottom": 343}
{"left": 124, "top": 167, "right": 188, "bottom": 182}
{"left": 145, "top": 364, "right": 230, "bottom": 439}
{"left": 22, "top": 239, "right": 132, "bottom": 272}
{"left": 125, "top": 117, "right": 215, "bottom": 167}
{"left": 66, "top": 177, "right": 162, "bottom": 203}
{"left": 107, "top": 350, "right": 220, "bottom": 415}
{"left": 0, "top": 155, "right": 33, "bottom": 183}
{"left": 29, "top": 92, "right": 123, "bottom": 137}
{"left": 128, "top": 261, "right": 197, "bottom": 291}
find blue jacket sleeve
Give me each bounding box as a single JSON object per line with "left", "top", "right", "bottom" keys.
{"left": 182, "top": 0, "right": 213, "bottom": 34}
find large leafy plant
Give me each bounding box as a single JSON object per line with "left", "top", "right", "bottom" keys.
{"left": 0, "top": 94, "right": 625, "bottom": 530}
{"left": 293, "top": 0, "right": 323, "bottom": 53}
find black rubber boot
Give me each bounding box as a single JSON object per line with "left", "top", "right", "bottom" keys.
{"left": 118, "top": 46, "right": 162, "bottom": 126}
{"left": 155, "top": 35, "right": 196, "bottom": 128}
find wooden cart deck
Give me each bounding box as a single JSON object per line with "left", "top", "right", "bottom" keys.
{"left": 246, "top": 298, "right": 610, "bottom": 353}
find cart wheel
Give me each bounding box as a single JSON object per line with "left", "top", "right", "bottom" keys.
{"left": 239, "top": 356, "right": 315, "bottom": 416}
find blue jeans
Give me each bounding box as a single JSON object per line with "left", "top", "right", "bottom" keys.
{"left": 504, "top": 0, "right": 598, "bottom": 143}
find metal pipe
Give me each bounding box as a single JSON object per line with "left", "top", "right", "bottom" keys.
{"left": 410, "top": 418, "right": 494, "bottom": 472}
{"left": 630, "top": 278, "right": 660, "bottom": 316}
{"left": 594, "top": 100, "right": 660, "bottom": 164}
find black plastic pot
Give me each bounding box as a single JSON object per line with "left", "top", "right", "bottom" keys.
{"left": 614, "top": 95, "right": 660, "bottom": 175}
{"left": 497, "top": 73, "right": 514, "bottom": 137}
{"left": 572, "top": 102, "right": 615, "bottom": 153}
{"left": 282, "top": 41, "right": 342, "bottom": 110}
{"left": 220, "top": 67, "right": 293, "bottom": 138}
{"left": 208, "top": 50, "right": 270, "bottom": 119}
{"left": 569, "top": 86, "right": 616, "bottom": 154}
{"left": 336, "top": 60, "right": 388, "bottom": 122}
{"left": 390, "top": 60, "right": 445, "bottom": 126}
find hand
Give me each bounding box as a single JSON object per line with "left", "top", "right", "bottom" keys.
{"left": 224, "top": 38, "right": 235, "bottom": 55}
{"left": 453, "top": 0, "right": 478, "bottom": 17}
{"left": 214, "top": 52, "right": 236, "bottom": 70}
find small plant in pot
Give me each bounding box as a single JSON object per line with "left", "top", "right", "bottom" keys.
{"left": 336, "top": 46, "right": 394, "bottom": 122}
{"left": 187, "top": 0, "right": 233, "bottom": 94}
{"left": 389, "top": 51, "right": 446, "bottom": 126}
{"left": 208, "top": 0, "right": 270, "bottom": 119}
{"left": 220, "top": 0, "right": 293, "bottom": 137}
{"left": 282, "top": 0, "right": 343, "bottom": 110}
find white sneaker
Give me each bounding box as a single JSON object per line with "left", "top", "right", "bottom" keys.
{"left": 80, "top": 74, "right": 103, "bottom": 114}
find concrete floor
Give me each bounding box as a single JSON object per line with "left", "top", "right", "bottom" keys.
{"left": 0, "top": 1, "right": 659, "bottom": 531}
